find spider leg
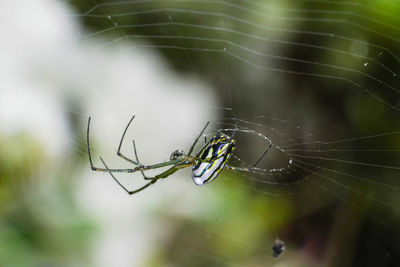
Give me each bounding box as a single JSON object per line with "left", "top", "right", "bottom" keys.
{"left": 137, "top": 165, "right": 180, "bottom": 181}
{"left": 132, "top": 139, "right": 153, "bottom": 180}
{"left": 225, "top": 165, "right": 253, "bottom": 172}
{"left": 225, "top": 165, "right": 265, "bottom": 174}
{"left": 87, "top": 116, "right": 178, "bottom": 173}
{"left": 117, "top": 115, "right": 140, "bottom": 166}
{"left": 188, "top": 121, "right": 210, "bottom": 156}
{"left": 87, "top": 117, "right": 138, "bottom": 172}
{"left": 132, "top": 139, "right": 184, "bottom": 180}
{"left": 100, "top": 157, "right": 157, "bottom": 195}
{"left": 252, "top": 143, "right": 272, "bottom": 168}
{"left": 154, "top": 166, "right": 180, "bottom": 179}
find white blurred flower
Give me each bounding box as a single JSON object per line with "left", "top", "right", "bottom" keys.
{"left": 0, "top": 0, "right": 216, "bottom": 266}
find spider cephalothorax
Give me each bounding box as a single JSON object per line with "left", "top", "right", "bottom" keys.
{"left": 170, "top": 150, "right": 185, "bottom": 160}
{"left": 87, "top": 115, "right": 271, "bottom": 195}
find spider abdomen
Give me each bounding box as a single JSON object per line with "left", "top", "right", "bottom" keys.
{"left": 192, "top": 132, "right": 235, "bottom": 185}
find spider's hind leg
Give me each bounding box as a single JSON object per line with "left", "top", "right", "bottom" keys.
{"left": 252, "top": 143, "right": 272, "bottom": 168}
{"left": 100, "top": 157, "right": 157, "bottom": 195}
{"left": 226, "top": 165, "right": 253, "bottom": 172}
{"left": 188, "top": 121, "right": 210, "bottom": 156}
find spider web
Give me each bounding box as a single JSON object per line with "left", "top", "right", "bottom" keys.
{"left": 68, "top": 0, "right": 400, "bottom": 266}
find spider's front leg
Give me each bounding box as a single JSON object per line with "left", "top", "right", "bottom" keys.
{"left": 141, "top": 166, "right": 180, "bottom": 180}
{"left": 116, "top": 115, "right": 141, "bottom": 166}
{"left": 100, "top": 158, "right": 158, "bottom": 195}
{"left": 87, "top": 117, "right": 139, "bottom": 173}
{"left": 115, "top": 115, "right": 172, "bottom": 181}
{"left": 100, "top": 158, "right": 182, "bottom": 195}
{"left": 131, "top": 139, "right": 154, "bottom": 180}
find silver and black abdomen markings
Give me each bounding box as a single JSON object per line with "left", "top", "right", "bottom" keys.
{"left": 192, "top": 132, "right": 236, "bottom": 185}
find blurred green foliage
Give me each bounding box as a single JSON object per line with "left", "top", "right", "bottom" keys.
{"left": 0, "top": 132, "right": 97, "bottom": 266}
{"left": 1, "top": 0, "right": 399, "bottom": 266}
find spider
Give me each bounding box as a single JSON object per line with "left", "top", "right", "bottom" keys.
{"left": 87, "top": 115, "right": 271, "bottom": 195}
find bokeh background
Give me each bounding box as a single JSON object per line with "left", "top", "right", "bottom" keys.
{"left": 1, "top": 0, "right": 400, "bottom": 266}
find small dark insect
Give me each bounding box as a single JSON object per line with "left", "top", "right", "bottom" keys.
{"left": 272, "top": 239, "right": 285, "bottom": 258}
